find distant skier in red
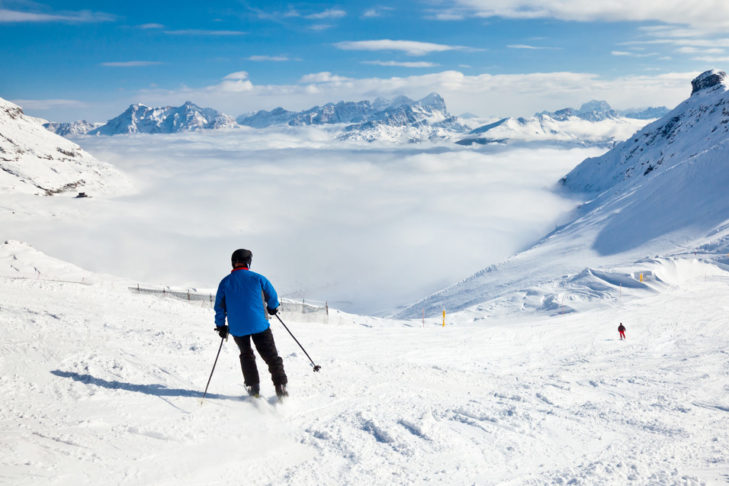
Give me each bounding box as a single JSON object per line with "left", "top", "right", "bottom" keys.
{"left": 618, "top": 323, "right": 626, "bottom": 340}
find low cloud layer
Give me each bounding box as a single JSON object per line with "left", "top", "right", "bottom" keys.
{"left": 4, "top": 130, "right": 603, "bottom": 314}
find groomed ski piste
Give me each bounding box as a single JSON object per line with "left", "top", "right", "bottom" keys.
{"left": 2, "top": 71, "right": 729, "bottom": 485}
{"left": 2, "top": 236, "right": 729, "bottom": 485}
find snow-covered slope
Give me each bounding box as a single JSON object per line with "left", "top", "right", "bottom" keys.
{"left": 400, "top": 70, "right": 729, "bottom": 319}
{"left": 0, "top": 97, "right": 129, "bottom": 196}
{"left": 2, "top": 239, "right": 728, "bottom": 484}
{"left": 90, "top": 101, "right": 236, "bottom": 135}
{"left": 562, "top": 69, "right": 729, "bottom": 194}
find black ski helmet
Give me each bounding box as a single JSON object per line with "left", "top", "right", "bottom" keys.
{"left": 231, "top": 249, "right": 252, "bottom": 268}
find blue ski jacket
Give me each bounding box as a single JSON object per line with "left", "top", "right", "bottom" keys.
{"left": 214, "top": 267, "right": 280, "bottom": 337}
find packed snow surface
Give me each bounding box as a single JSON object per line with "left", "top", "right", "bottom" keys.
{"left": 0, "top": 240, "right": 727, "bottom": 485}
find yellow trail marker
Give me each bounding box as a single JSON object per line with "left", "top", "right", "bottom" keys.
{"left": 639, "top": 273, "right": 643, "bottom": 282}
{"left": 442, "top": 310, "right": 446, "bottom": 327}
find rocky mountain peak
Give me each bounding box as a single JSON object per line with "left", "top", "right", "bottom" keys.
{"left": 691, "top": 70, "right": 728, "bottom": 95}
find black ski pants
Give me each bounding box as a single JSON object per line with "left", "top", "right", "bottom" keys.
{"left": 233, "top": 328, "right": 287, "bottom": 387}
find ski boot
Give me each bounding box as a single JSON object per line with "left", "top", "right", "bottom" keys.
{"left": 275, "top": 383, "right": 289, "bottom": 400}
{"left": 246, "top": 384, "right": 260, "bottom": 399}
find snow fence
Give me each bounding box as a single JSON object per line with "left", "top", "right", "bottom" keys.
{"left": 128, "top": 284, "right": 329, "bottom": 323}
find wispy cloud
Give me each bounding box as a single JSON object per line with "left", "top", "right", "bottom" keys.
{"left": 100, "top": 61, "right": 163, "bottom": 67}
{"left": 442, "top": 1, "right": 729, "bottom": 32}
{"left": 610, "top": 51, "right": 659, "bottom": 58}
{"left": 305, "top": 8, "right": 346, "bottom": 20}
{"left": 246, "top": 55, "right": 295, "bottom": 62}
{"left": 0, "top": 7, "right": 114, "bottom": 23}
{"left": 362, "top": 7, "right": 393, "bottom": 18}
{"left": 309, "top": 24, "right": 334, "bottom": 31}
{"left": 163, "top": 29, "right": 245, "bottom": 36}
{"left": 335, "top": 39, "right": 468, "bottom": 56}
{"left": 507, "top": 44, "right": 559, "bottom": 50}
{"left": 138, "top": 23, "right": 164, "bottom": 29}
{"left": 11, "top": 98, "right": 87, "bottom": 110}
{"left": 363, "top": 60, "right": 439, "bottom": 68}
{"left": 298, "top": 72, "right": 352, "bottom": 84}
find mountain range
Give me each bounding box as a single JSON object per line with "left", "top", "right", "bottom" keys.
{"left": 40, "top": 95, "right": 670, "bottom": 146}
{"left": 457, "top": 99, "right": 665, "bottom": 146}
{"left": 43, "top": 101, "right": 236, "bottom": 136}
{"left": 397, "top": 69, "right": 729, "bottom": 318}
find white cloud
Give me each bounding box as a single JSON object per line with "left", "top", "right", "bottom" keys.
{"left": 246, "top": 55, "right": 293, "bottom": 62}
{"left": 68, "top": 133, "right": 601, "bottom": 313}
{"left": 610, "top": 51, "right": 658, "bottom": 58}
{"left": 11, "top": 98, "right": 87, "bottom": 110}
{"left": 335, "top": 39, "right": 468, "bottom": 56}
{"left": 362, "top": 7, "right": 393, "bottom": 18}
{"left": 100, "top": 61, "right": 162, "bottom": 67}
{"left": 447, "top": 0, "right": 729, "bottom": 31}
{"left": 363, "top": 60, "right": 439, "bottom": 68}
{"left": 308, "top": 23, "right": 333, "bottom": 31}
{"left": 0, "top": 7, "right": 114, "bottom": 23}
{"left": 163, "top": 29, "right": 245, "bottom": 36}
{"left": 298, "top": 72, "right": 353, "bottom": 84}
{"left": 507, "top": 44, "right": 559, "bottom": 50}
{"left": 305, "top": 8, "right": 346, "bottom": 20}
{"left": 138, "top": 23, "right": 164, "bottom": 29}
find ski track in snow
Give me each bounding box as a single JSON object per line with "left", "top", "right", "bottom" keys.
{"left": 1, "top": 254, "right": 728, "bottom": 485}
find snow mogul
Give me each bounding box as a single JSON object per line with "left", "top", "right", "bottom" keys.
{"left": 213, "top": 249, "right": 288, "bottom": 399}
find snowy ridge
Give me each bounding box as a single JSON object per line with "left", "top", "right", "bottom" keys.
{"left": 562, "top": 69, "right": 729, "bottom": 193}
{"left": 0, "top": 97, "right": 129, "bottom": 196}
{"left": 457, "top": 113, "right": 652, "bottom": 147}
{"left": 89, "top": 101, "right": 237, "bottom": 135}
{"left": 399, "top": 70, "right": 729, "bottom": 319}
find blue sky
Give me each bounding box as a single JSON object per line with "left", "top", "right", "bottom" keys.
{"left": 2, "top": 1, "right": 729, "bottom": 121}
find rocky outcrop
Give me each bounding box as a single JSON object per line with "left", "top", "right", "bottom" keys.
{"left": 690, "top": 69, "right": 728, "bottom": 95}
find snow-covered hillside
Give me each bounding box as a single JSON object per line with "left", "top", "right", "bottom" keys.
{"left": 89, "top": 101, "right": 236, "bottom": 135}
{"left": 0, "top": 97, "right": 129, "bottom": 196}
{"left": 400, "top": 70, "right": 729, "bottom": 319}
{"left": 1, "top": 239, "right": 728, "bottom": 485}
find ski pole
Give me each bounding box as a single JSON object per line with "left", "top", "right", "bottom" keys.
{"left": 201, "top": 335, "right": 226, "bottom": 405}
{"left": 275, "top": 314, "right": 321, "bottom": 372}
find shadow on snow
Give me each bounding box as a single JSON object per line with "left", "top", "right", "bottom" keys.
{"left": 51, "top": 369, "right": 241, "bottom": 401}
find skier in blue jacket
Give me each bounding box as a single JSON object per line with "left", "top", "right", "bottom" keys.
{"left": 214, "top": 249, "right": 288, "bottom": 398}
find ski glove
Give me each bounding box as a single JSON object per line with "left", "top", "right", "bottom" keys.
{"left": 214, "top": 325, "right": 229, "bottom": 339}
{"left": 267, "top": 307, "right": 279, "bottom": 316}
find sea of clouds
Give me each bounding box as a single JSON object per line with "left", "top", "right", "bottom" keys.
{"left": 5, "top": 127, "right": 604, "bottom": 315}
